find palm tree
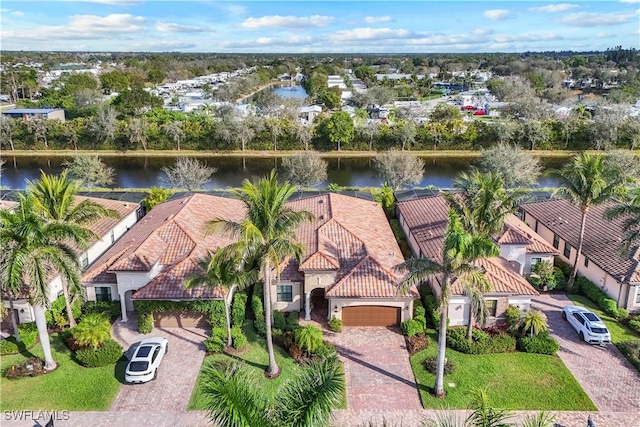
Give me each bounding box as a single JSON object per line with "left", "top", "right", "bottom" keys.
{"left": 26, "top": 170, "right": 120, "bottom": 327}
{"left": 205, "top": 171, "right": 313, "bottom": 377}
{"left": 202, "top": 356, "right": 344, "bottom": 427}
{"left": 184, "top": 247, "right": 255, "bottom": 347}
{"left": 0, "top": 194, "right": 84, "bottom": 370}
{"left": 73, "top": 313, "right": 111, "bottom": 349}
{"left": 548, "top": 153, "right": 630, "bottom": 289}
{"left": 466, "top": 388, "right": 513, "bottom": 427}
{"left": 397, "top": 210, "right": 499, "bottom": 397}
{"left": 605, "top": 186, "right": 640, "bottom": 253}
{"left": 464, "top": 284, "right": 490, "bottom": 340}
{"left": 521, "top": 310, "right": 548, "bottom": 338}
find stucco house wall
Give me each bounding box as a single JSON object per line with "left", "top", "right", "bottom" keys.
{"left": 270, "top": 281, "right": 303, "bottom": 312}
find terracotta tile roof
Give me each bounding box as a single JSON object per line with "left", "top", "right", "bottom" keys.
{"left": 498, "top": 227, "right": 532, "bottom": 246}
{"left": 82, "top": 194, "right": 245, "bottom": 300}
{"left": 76, "top": 196, "right": 139, "bottom": 246}
{"left": 0, "top": 200, "right": 19, "bottom": 211}
{"left": 521, "top": 199, "right": 640, "bottom": 284}
{"left": 285, "top": 193, "right": 414, "bottom": 298}
{"left": 397, "top": 195, "right": 539, "bottom": 297}
{"left": 451, "top": 258, "right": 539, "bottom": 296}
{"left": 502, "top": 214, "right": 559, "bottom": 255}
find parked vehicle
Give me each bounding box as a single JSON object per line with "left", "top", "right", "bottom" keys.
{"left": 124, "top": 337, "right": 168, "bottom": 384}
{"left": 562, "top": 305, "right": 611, "bottom": 344}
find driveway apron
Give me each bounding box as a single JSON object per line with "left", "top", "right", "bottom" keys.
{"left": 110, "top": 317, "right": 207, "bottom": 411}
{"left": 325, "top": 327, "right": 423, "bottom": 416}
{"left": 533, "top": 294, "right": 640, "bottom": 412}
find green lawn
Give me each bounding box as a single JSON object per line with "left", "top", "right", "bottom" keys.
{"left": 0, "top": 333, "right": 124, "bottom": 411}
{"left": 410, "top": 332, "right": 596, "bottom": 411}
{"left": 568, "top": 295, "right": 640, "bottom": 344}
{"left": 188, "top": 324, "right": 304, "bottom": 410}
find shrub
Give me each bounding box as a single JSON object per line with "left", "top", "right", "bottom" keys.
{"left": 530, "top": 261, "right": 557, "bottom": 290}
{"left": 231, "top": 293, "right": 247, "bottom": 327}
{"left": 517, "top": 332, "right": 559, "bottom": 355}
{"left": 554, "top": 258, "right": 572, "bottom": 279}
{"left": 273, "top": 310, "right": 287, "bottom": 331}
{"left": 576, "top": 277, "right": 624, "bottom": 317}
{"left": 413, "top": 300, "right": 426, "bottom": 318}
{"left": 3, "top": 357, "right": 45, "bottom": 379}
{"left": 45, "top": 295, "right": 82, "bottom": 328}
{"left": 629, "top": 317, "right": 640, "bottom": 333}
{"left": 327, "top": 316, "right": 343, "bottom": 333}
{"left": 75, "top": 339, "right": 123, "bottom": 367}
{"left": 616, "top": 308, "right": 629, "bottom": 321}
{"left": 601, "top": 299, "right": 619, "bottom": 318}
{"left": 204, "top": 328, "right": 226, "bottom": 353}
{"left": 414, "top": 315, "right": 427, "bottom": 330}
{"left": 421, "top": 286, "right": 439, "bottom": 329}
{"left": 286, "top": 311, "right": 299, "bottom": 331}
{"left": 294, "top": 325, "right": 324, "bottom": 354}
{"left": 522, "top": 310, "right": 548, "bottom": 337}
{"left": 0, "top": 323, "right": 38, "bottom": 355}
{"left": 254, "top": 317, "right": 266, "bottom": 336}
{"left": 137, "top": 313, "right": 154, "bottom": 334}
{"left": 401, "top": 319, "right": 424, "bottom": 337}
{"left": 252, "top": 284, "right": 264, "bottom": 320}
{"left": 553, "top": 267, "right": 567, "bottom": 290}
{"left": 505, "top": 305, "right": 521, "bottom": 328}
{"left": 82, "top": 300, "right": 121, "bottom": 319}
{"left": 406, "top": 334, "right": 428, "bottom": 355}
{"left": 423, "top": 356, "right": 455, "bottom": 375}
{"left": 208, "top": 300, "right": 226, "bottom": 329}
{"left": 230, "top": 326, "right": 247, "bottom": 350}
{"left": 315, "top": 342, "right": 338, "bottom": 359}
{"left": 447, "top": 327, "right": 516, "bottom": 354}
{"left": 73, "top": 314, "right": 111, "bottom": 349}
{"left": 618, "top": 340, "right": 640, "bottom": 371}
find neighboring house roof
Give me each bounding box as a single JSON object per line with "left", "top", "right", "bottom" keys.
{"left": 397, "top": 194, "right": 539, "bottom": 296}
{"left": 83, "top": 194, "right": 246, "bottom": 300}
{"left": 285, "top": 193, "right": 417, "bottom": 298}
{"left": 2, "top": 108, "right": 62, "bottom": 114}
{"left": 521, "top": 199, "right": 640, "bottom": 284}
{"left": 502, "top": 214, "right": 559, "bottom": 255}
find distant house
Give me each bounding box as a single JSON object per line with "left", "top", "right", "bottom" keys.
{"left": 2, "top": 195, "right": 142, "bottom": 326}
{"left": 521, "top": 199, "right": 640, "bottom": 313}
{"left": 82, "top": 193, "right": 417, "bottom": 327}
{"left": 397, "top": 195, "right": 544, "bottom": 326}
{"left": 2, "top": 108, "right": 66, "bottom": 122}
{"left": 298, "top": 105, "right": 322, "bottom": 124}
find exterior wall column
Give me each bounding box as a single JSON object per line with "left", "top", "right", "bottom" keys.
{"left": 304, "top": 292, "right": 311, "bottom": 321}
{"left": 119, "top": 293, "right": 128, "bottom": 322}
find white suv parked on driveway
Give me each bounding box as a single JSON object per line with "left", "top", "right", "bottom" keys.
{"left": 125, "top": 337, "right": 168, "bottom": 384}
{"left": 562, "top": 305, "right": 611, "bottom": 344}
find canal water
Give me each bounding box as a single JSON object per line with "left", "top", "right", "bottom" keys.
{"left": 0, "top": 155, "right": 565, "bottom": 190}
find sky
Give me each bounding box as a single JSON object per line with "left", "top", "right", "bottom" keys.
{"left": 0, "top": 1, "right": 639, "bottom": 53}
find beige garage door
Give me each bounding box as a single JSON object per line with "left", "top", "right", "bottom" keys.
{"left": 342, "top": 306, "right": 400, "bottom": 327}
{"left": 153, "top": 311, "right": 207, "bottom": 328}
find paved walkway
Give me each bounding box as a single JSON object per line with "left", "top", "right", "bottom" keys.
{"left": 324, "top": 327, "right": 423, "bottom": 414}
{"left": 109, "top": 315, "right": 208, "bottom": 411}
{"left": 532, "top": 294, "right": 640, "bottom": 412}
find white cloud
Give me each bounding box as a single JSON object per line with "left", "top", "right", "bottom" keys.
{"left": 221, "top": 4, "right": 247, "bottom": 16}
{"left": 528, "top": 4, "right": 579, "bottom": 13}
{"left": 364, "top": 16, "right": 392, "bottom": 24}
{"left": 221, "top": 35, "right": 315, "bottom": 48}
{"left": 156, "top": 22, "right": 208, "bottom": 33}
{"left": 483, "top": 9, "right": 512, "bottom": 20}
{"left": 1, "top": 8, "right": 24, "bottom": 16}
{"left": 619, "top": 0, "right": 640, "bottom": 3}
{"left": 144, "top": 41, "right": 197, "bottom": 51}
{"left": 472, "top": 28, "right": 494, "bottom": 36}
{"left": 328, "top": 27, "right": 412, "bottom": 41}
{"left": 558, "top": 11, "right": 637, "bottom": 26}
{"left": 492, "top": 33, "right": 564, "bottom": 43}
{"left": 240, "top": 15, "right": 333, "bottom": 29}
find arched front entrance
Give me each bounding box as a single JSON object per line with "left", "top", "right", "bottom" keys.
{"left": 310, "top": 288, "right": 328, "bottom": 322}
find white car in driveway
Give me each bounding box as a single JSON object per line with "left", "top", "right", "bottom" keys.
{"left": 125, "top": 337, "right": 168, "bottom": 384}
{"left": 562, "top": 305, "right": 611, "bottom": 344}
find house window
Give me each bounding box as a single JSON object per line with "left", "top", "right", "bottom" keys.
{"left": 80, "top": 253, "right": 89, "bottom": 269}
{"left": 635, "top": 288, "right": 640, "bottom": 304}
{"left": 485, "top": 299, "right": 498, "bottom": 317}
{"left": 552, "top": 234, "right": 560, "bottom": 249}
{"left": 276, "top": 284, "right": 293, "bottom": 302}
{"left": 584, "top": 257, "right": 589, "bottom": 268}
{"left": 531, "top": 257, "right": 542, "bottom": 267}
{"left": 95, "top": 287, "right": 112, "bottom": 303}
{"left": 563, "top": 242, "right": 572, "bottom": 259}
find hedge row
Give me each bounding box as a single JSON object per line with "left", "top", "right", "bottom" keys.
{"left": 82, "top": 300, "right": 122, "bottom": 319}
{"left": 575, "top": 277, "right": 628, "bottom": 320}
{"left": 75, "top": 339, "right": 123, "bottom": 367}
{"left": 0, "top": 323, "right": 38, "bottom": 355}
{"left": 516, "top": 332, "right": 560, "bottom": 355}
{"left": 447, "top": 327, "right": 516, "bottom": 354}
{"left": 134, "top": 300, "right": 218, "bottom": 315}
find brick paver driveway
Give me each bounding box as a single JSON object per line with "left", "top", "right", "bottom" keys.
{"left": 326, "top": 327, "right": 422, "bottom": 425}
{"left": 533, "top": 294, "right": 640, "bottom": 412}
{"left": 109, "top": 316, "right": 207, "bottom": 411}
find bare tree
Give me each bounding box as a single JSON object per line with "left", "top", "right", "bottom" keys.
{"left": 393, "top": 120, "right": 417, "bottom": 151}
{"left": 0, "top": 116, "right": 14, "bottom": 150}
{"left": 603, "top": 150, "right": 640, "bottom": 182}
{"left": 373, "top": 149, "right": 424, "bottom": 189}
{"left": 162, "top": 121, "right": 185, "bottom": 151}
{"left": 281, "top": 151, "right": 328, "bottom": 190}
{"left": 294, "top": 123, "right": 314, "bottom": 151}
{"left": 161, "top": 157, "right": 216, "bottom": 191}
{"left": 63, "top": 155, "right": 115, "bottom": 188}
{"left": 128, "top": 117, "right": 148, "bottom": 151}
{"left": 478, "top": 143, "right": 541, "bottom": 188}
{"left": 88, "top": 107, "right": 117, "bottom": 146}
{"left": 27, "top": 116, "right": 49, "bottom": 149}
{"left": 357, "top": 121, "right": 382, "bottom": 151}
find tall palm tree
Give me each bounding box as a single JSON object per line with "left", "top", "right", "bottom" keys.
{"left": 184, "top": 247, "right": 256, "bottom": 347}
{"left": 26, "top": 170, "right": 120, "bottom": 327}
{"left": 397, "top": 210, "right": 499, "bottom": 397}
{"left": 548, "top": 153, "right": 630, "bottom": 289}
{"left": 202, "top": 355, "right": 344, "bottom": 427}
{"left": 445, "top": 171, "right": 521, "bottom": 339}
{"left": 0, "top": 194, "right": 83, "bottom": 370}
{"left": 605, "top": 186, "right": 640, "bottom": 253}
{"left": 205, "top": 171, "right": 313, "bottom": 377}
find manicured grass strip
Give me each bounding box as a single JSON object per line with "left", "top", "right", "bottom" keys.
{"left": 410, "top": 332, "right": 596, "bottom": 411}
{"left": 188, "top": 324, "right": 302, "bottom": 410}
{"left": 568, "top": 295, "right": 640, "bottom": 344}
{"left": 0, "top": 334, "right": 124, "bottom": 411}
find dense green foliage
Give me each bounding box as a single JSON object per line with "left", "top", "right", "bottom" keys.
{"left": 294, "top": 325, "right": 324, "bottom": 354}
{"left": 575, "top": 277, "right": 626, "bottom": 319}
{"left": 230, "top": 326, "right": 247, "bottom": 350}
{"left": 137, "top": 313, "right": 154, "bottom": 334}
{"left": 82, "top": 300, "right": 122, "bottom": 319}
{"left": 447, "top": 327, "right": 517, "bottom": 354}
{"left": 402, "top": 318, "right": 426, "bottom": 337}
{"left": 618, "top": 339, "right": 640, "bottom": 371}
{"left": 231, "top": 292, "right": 248, "bottom": 328}
{"left": 327, "top": 316, "right": 343, "bottom": 333}
{"left": 133, "top": 299, "right": 219, "bottom": 315}
{"left": 517, "top": 332, "right": 560, "bottom": 355}
{"left": 75, "top": 339, "right": 123, "bottom": 368}
{"left": 141, "top": 187, "right": 171, "bottom": 212}
{"left": 72, "top": 314, "right": 111, "bottom": 349}
{"left": 204, "top": 328, "right": 227, "bottom": 353}
{"left": 0, "top": 323, "right": 38, "bottom": 355}
{"left": 45, "top": 295, "right": 82, "bottom": 328}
